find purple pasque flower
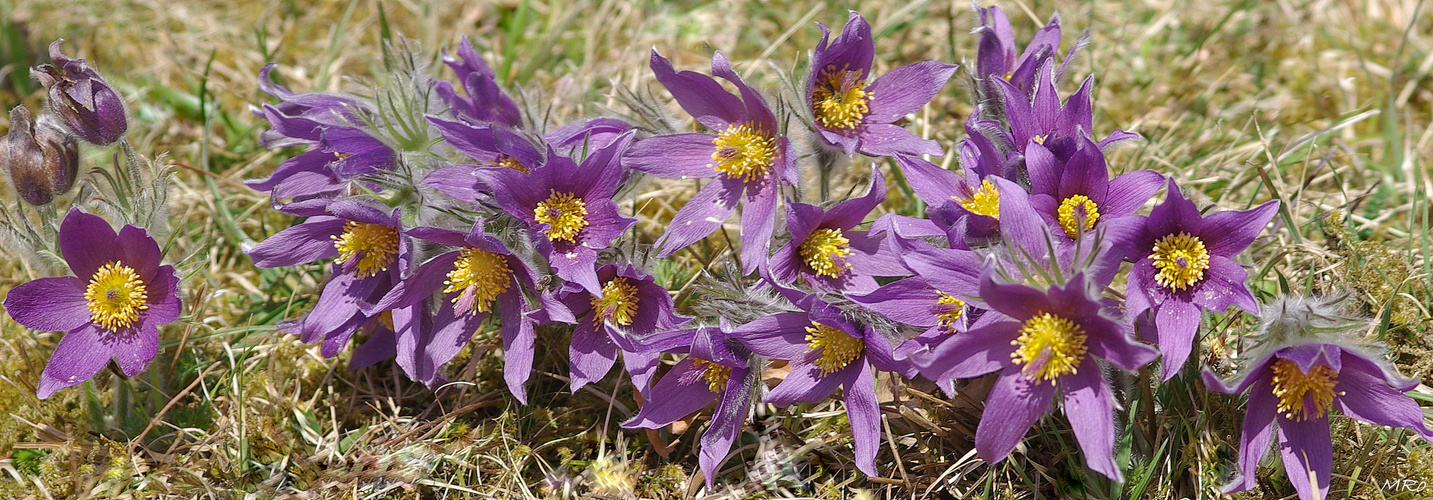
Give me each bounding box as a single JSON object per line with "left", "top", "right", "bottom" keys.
{"left": 1118, "top": 178, "right": 1279, "bottom": 381}
{"left": 623, "top": 325, "right": 755, "bottom": 486}
{"left": 736, "top": 287, "right": 906, "bottom": 477}
{"left": 554, "top": 263, "right": 689, "bottom": 395}
{"left": 423, "top": 116, "right": 545, "bottom": 202}
{"left": 246, "top": 65, "right": 396, "bottom": 204}
{"left": 3, "top": 209, "right": 180, "bottom": 399}
{"left": 30, "top": 39, "right": 128, "bottom": 145}
{"left": 768, "top": 168, "right": 907, "bottom": 293}
{"left": 434, "top": 36, "right": 522, "bottom": 128}
{"left": 481, "top": 131, "right": 636, "bottom": 295}
{"left": 1205, "top": 341, "right": 1433, "bottom": 500}
{"left": 896, "top": 153, "right": 1045, "bottom": 249}
{"left": 246, "top": 199, "right": 410, "bottom": 356}
{"left": 910, "top": 272, "right": 1158, "bottom": 481}
{"left": 805, "top": 11, "right": 958, "bottom": 157}
{"left": 988, "top": 67, "right": 1139, "bottom": 161}
{"left": 848, "top": 232, "right": 984, "bottom": 343}
{"left": 971, "top": 5, "right": 1083, "bottom": 97}
{"left": 1025, "top": 137, "right": 1164, "bottom": 243}
{"left": 622, "top": 49, "right": 795, "bottom": 273}
{"left": 361, "top": 222, "right": 549, "bottom": 398}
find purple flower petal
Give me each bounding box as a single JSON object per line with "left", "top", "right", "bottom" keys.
{"left": 911, "top": 320, "right": 1019, "bottom": 381}
{"left": 736, "top": 312, "right": 813, "bottom": 360}
{"left": 623, "top": 357, "right": 719, "bottom": 428}
{"left": 246, "top": 216, "right": 345, "bottom": 268}
{"left": 699, "top": 365, "right": 752, "bottom": 486}
{"left": 1277, "top": 414, "right": 1332, "bottom": 500}
{"left": 1153, "top": 299, "right": 1200, "bottom": 380}
{"left": 1334, "top": 351, "right": 1433, "bottom": 439}
{"left": 624, "top": 133, "right": 720, "bottom": 179}
{"left": 650, "top": 49, "right": 743, "bottom": 131}
{"left": 1101, "top": 170, "right": 1164, "bottom": 217}
{"left": 739, "top": 177, "right": 779, "bottom": 274}
{"left": 845, "top": 361, "right": 882, "bottom": 477}
{"left": 4, "top": 276, "right": 90, "bottom": 332}
{"left": 848, "top": 278, "right": 940, "bottom": 328}
{"left": 569, "top": 320, "right": 619, "bottom": 392}
{"left": 499, "top": 290, "right": 535, "bottom": 404}
{"left": 59, "top": 208, "right": 118, "bottom": 278}
{"left": 654, "top": 177, "right": 742, "bottom": 258}
{"left": 854, "top": 123, "right": 944, "bottom": 157}
{"left": 975, "top": 367, "right": 1056, "bottom": 465}
{"left": 1200, "top": 200, "right": 1279, "bottom": 257}
{"left": 865, "top": 61, "right": 958, "bottom": 124}
{"left": 1221, "top": 374, "right": 1278, "bottom": 493}
{"left": 1191, "top": 256, "right": 1259, "bottom": 314}
{"left": 36, "top": 324, "right": 113, "bottom": 399}
{"left": 1062, "top": 360, "right": 1121, "bottom": 481}
{"left": 766, "top": 361, "right": 850, "bottom": 406}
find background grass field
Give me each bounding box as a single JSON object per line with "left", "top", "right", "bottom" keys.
{"left": 1, "top": 0, "right": 1431, "bottom": 498}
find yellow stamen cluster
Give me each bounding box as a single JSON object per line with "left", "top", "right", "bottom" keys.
{"left": 1151, "top": 232, "right": 1210, "bottom": 292}
{"left": 1011, "top": 312, "right": 1088, "bottom": 383}
{"left": 332, "top": 221, "right": 400, "bottom": 279}
{"left": 84, "top": 261, "right": 149, "bottom": 331}
{"left": 590, "top": 277, "right": 640, "bottom": 326}
{"left": 443, "top": 248, "right": 513, "bottom": 315}
{"left": 690, "top": 358, "right": 732, "bottom": 393}
{"left": 535, "top": 190, "right": 589, "bottom": 242}
{"left": 1032, "top": 134, "right": 1049, "bottom": 145}
{"left": 710, "top": 123, "right": 776, "bottom": 182}
{"left": 959, "top": 179, "right": 1001, "bottom": 219}
{"left": 805, "top": 322, "right": 865, "bottom": 376}
{"left": 1057, "top": 194, "right": 1102, "bottom": 238}
{"left": 811, "top": 65, "right": 872, "bottom": 130}
{"left": 1270, "top": 359, "right": 1341, "bottom": 421}
{"left": 798, "top": 228, "right": 853, "bottom": 278}
{"left": 934, "top": 292, "right": 966, "bottom": 329}
{"left": 491, "top": 154, "right": 529, "bottom": 174}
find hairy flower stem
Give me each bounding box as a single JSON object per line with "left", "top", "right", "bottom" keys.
{"left": 816, "top": 146, "right": 840, "bottom": 201}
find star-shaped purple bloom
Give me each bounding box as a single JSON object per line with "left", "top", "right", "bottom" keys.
{"left": 768, "top": 168, "right": 906, "bottom": 293}
{"left": 622, "top": 49, "right": 795, "bottom": 273}
{"left": 434, "top": 36, "right": 522, "bottom": 128}
{"left": 423, "top": 116, "right": 546, "bottom": 202}
{"left": 805, "top": 11, "right": 957, "bottom": 157}
{"left": 1025, "top": 138, "right": 1164, "bottom": 244}
{"left": 554, "top": 263, "right": 690, "bottom": 396}
{"left": 988, "top": 67, "right": 1138, "bottom": 161}
{"left": 910, "top": 272, "right": 1158, "bottom": 481}
{"left": 972, "top": 5, "right": 1083, "bottom": 97}
{"left": 3, "top": 209, "right": 181, "bottom": 399}
{"left": 623, "top": 325, "right": 754, "bottom": 487}
{"left": 1118, "top": 178, "right": 1279, "bottom": 380}
{"left": 480, "top": 131, "right": 636, "bottom": 295}
{"left": 1205, "top": 343, "right": 1433, "bottom": 500}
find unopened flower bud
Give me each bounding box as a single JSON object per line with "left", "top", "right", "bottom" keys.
{"left": 2, "top": 106, "right": 54, "bottom": 205}
{"left": 31, "top": 39, "right": 128, "bottom": 145}
{"left": 35, "top": 114, "right": 79, "bottom": 195}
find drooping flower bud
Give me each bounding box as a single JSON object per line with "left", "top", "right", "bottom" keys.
{"left": 2, "top": 106, "right": 54, "bottom": 205}
{"left": 35, "top": 114, "right": 79, "bottom": 195}
{"left": 31, "top": 39, "right": 128, "bottom": 145}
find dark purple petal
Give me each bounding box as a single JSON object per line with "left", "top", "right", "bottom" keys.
{"left": 1191, "top": 256, "right": 1259, "bottom": 314}
{"left": 650, "top": 49, "right": 743, "bottom": 130}
{"left": 622, "top": 349, "right": 662, "bottom": 397}
{"left": 246, "top": 216, "right": 345, "bottom": 268}
{"left": 653, "top": 177, "right": 742, "bottom": 258}
{"left": 975, "top": 367, "right": 1056, "bottom": 465}
{"left": 623, "top": 357, "right": 719, "bottom": 428}
{"left": 735, "top": 312, "right": 812, "bottom": 360}
{"left": 1153, "top": 300, "right": 1200, "bottom": 380}
{"left": 766, "top": 361, "right": 851, "bottom": 405}
{"left": 1221, "top": 373, "right": 1278, "bottom": 493}
{"left": 499, "top": 290, "right": 535, "bottom": 404}
{"left": 848, "top": 278, "right": 939, "bottom": 328}
{"left": 1277, "top": 414, "right": 1332, "bottom": 500}
{"left": 1200, "top": 200, "right": 1279, "bottom": 257}
{"left": 710, "top": 51, "right": 777, "bottom": 132}
{"left": 845, "top": 361, "right": 882, "bottom": 477}
{"left": 349, "top": 321, "right": 397, "bottom": 369}
{"left": 142, "top": 267, "right": 183, "bottom": 325}
{"left": 427, "top": 116, "right": 500, "bottom": 162}
{"left": 979, "top": 273, "right": 1051, "bottom": 322}
{"left": 854, "top": 124, "right": 945, "bottom": 157}
{"left": 1100, "top": 170, "right": 1164, "bottom": 218}
{"left": 4, "top": 276, "right": 90, "bottom": 332}
{"left": 865, "top": 61, "right": 958, "bottom": 123}
{"left": 1335, "top": 351, "right": 1433, "bottom": 439}
{"left": 1062, "top": 360, "right": 1121, "bottom": 482}
{"left": 739, "top": 177, "right": 778, "bottom": 274}
{"left": 59, "top": 208, "right": 118, "bottom": 278}
{"left": 1026, "top": 142, "right": 1060, "bottom": 197}
{"left": 895, "top": 155, "right": 960, "bottom": 207}
{"left": 623, "top": 133, "right": 719, "bottom": 179}
{"left": 36, "top": 324, "right": 112, "bottom": 399}
{"left": 569, "top": 320, "right": 619, "bottom": 391}
{"left": 423, "top": 165, "right": 485, "bottom": 202}
{"left": 911, "top": 321, "right": 1019, "bottom": 382}
{"left": 699, "top": 365, "right": 752, "bottom": 487}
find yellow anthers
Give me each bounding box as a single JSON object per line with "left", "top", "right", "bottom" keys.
{"left": 690, "top": 358, "right": 732, "bottom": 393}
{"left": 959, "top": 179, "right": 1001, "bottom": 219}
{"left": 590, "top": 277, "right": 640, "bottom": 326}
{"left": 1057, "top": 194, "right": 1102, "bottom": 238}
{"left": 811, "top": 65, "right": 871, "bottom": 130}
{"left": 798, "top": 227, "right": 853, "bottom": 278}
{"left": 491, "top": 154, "right": 529, "bottom": 174}
{"left": 1011, "top": 312, "right": 1088, "bottom": 383}
{"left": 934, "top": 292, "right": 966, "bottom": 329}
{"left": 84, "top": 261, "right": 149, "bottom": 331}
{"left": 1151, "top": 232, "right": 1211, "bottom": 292}
{"left": 331, "top": 221, "right": 400, "bottom": 279}
{"left": 1032, "top": 134, "right": 1049, "bottom": 145}
{"left": 805, "top": 322, "right": 865, "bottom": 376}
{"left": 710, "top": 122, "right": 776, "bottom": 182}
{"left": 1270, "top": 359, "right": 1341, "bottom": 421}
{"left": 535, "top": 190, "right": 589, "bottom": 242}
{"left": 443, "top": 248, "right": 513, "bottom": 315}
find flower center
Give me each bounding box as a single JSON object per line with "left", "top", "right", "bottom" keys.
{"left": 1270, "top": 359, "right": 1340, "bottom": 421}
{"left": 331, "top": 221, "right": 400, "bottom": 279}
{"left": 84, "top": 261, "right": 149, "bottom": 331}
{"left": 933, "top": 291, "right": 966, "bottom": 330}
{"left": 491, "top": 154, "right": 529, "bottom": 174}
{"left": 1151, "top": 232, "right": 1210, "bottom": 292}
{"left": 689, "top": 358, "right": 732, "bottom": 393}
{"left": 1011, "top": 312, "right": 1088, "bottom": 383}
{"left": 590, "top": 277, "right": 639, "bottom": 326}
{"left": 811, "top": 65, "right": 871, "bottom": 130}
{"left": 958, "top": 179, "right": 1001, "bottom": 219}
{"left": 798, "top": 227, "right": 853, "bottom": 278}
{"left": 710, "top": 122, "right": 776, "bottom": 182}
{"left": 805, "top": 322, "right": 865, "bottom": 376}
{"left": 534, "top": 189, "right": 589, "bottom": 242}
{"left": 1057, "top": 194, "right": 1101, "bottom": 238}
{"left": 443, "top": 248, "right": 513, "bottom": 315}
